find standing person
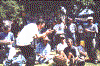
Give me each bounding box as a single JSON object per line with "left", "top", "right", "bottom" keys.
{"left": 77, "top": 21, "right": 84, "bottom": 45}
{"left": 0, "top": 20, "right": 16, "bottom": 66}
{"left": 84, "top": 17, "right": 98, "bottom": 64}
{"left": 16, "top": 20, "right": 53, "bottom": 66}
{"left": 66, "top": 18, "right": 77, "bottom": 46}
{"left": 53, "top": 18, "right": 65, "bottom": 50}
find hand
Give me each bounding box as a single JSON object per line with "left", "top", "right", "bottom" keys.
{"left": 33, "top": 34, "right": 38, "bottom": 39}
{"left": 64, "top": 26, "right": 67, "bottom": 29}
{"left": 40, "top": 55, "right": 44, "bottom": 58}
{"left": 85, "top": 28, "right": 89, "bottom": 32}
{"left": 9, "top": 41, "right": 14, "bottom": 45}
{"left": 46, "top": 29, "right": 54, "bottom": 35}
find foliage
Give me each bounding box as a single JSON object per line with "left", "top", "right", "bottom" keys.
{"left": 0, "top": 0, "right": 24, "bottom": 24}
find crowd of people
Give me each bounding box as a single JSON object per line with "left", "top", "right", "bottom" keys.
{"left": 0, "top": 6, "right": 99, "bottom": 66}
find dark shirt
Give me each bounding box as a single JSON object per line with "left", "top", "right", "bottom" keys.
{"left": 64, "top": 46, "right": 79, "bottom": 57}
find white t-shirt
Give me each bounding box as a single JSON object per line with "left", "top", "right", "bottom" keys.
{"left": 16, "top": 23, "right": 39, "bottom": 46}
{"left": 53, "top": 22, "right": 64, "bottom": 34}
{"left": 57, "top": 42, "right": 67, "bottom": 51}
{"left": 69, "top": 23, "right": 76, "bottom": 33}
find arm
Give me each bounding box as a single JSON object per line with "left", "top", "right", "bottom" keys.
{"left": 79, "top": 50, "right": 87, "bottom": 57}
{"left": 74, "top": 47, "right": 80, "bottom": 61}
{"left": 85, "top": 28, "right": 95, "bottom": 33}
{"left": 61, "top": 51, "right": 68, "bottom": 60}
{"left": 0, "top": 40, "right": 14, "bottom": 45}
{"left": 35, "top": 29, "right": 54, "bottom": 39}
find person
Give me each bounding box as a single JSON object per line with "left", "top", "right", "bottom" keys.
{"left": 56, "top": 34, "right": 67, "bottom": 54}
{"left": 62, "top": 38, "right": 79, "bottom": 65}
{"left": 35, "top": 36, "right": 51, "bottom": 64}
{"left": 53, "top": 38, "right": 79, "bottom": 66}
{"left": 76, "top": 41, "right": 87, "bottom": 66}
{"left": 0, "top": 20, "right": 16, "bottom": 66}
{"left": 66, "top": 18, "right": 77, "bottom": 46}
{"left": 53, "top": 18, "right": 65, "bottom": 34}
{"left": 76, "top": 21, "right": 84, "bottom": 45}
{"left": 16, "top": 20, "right": 54, "bottom": 66}
{"left": 53, "top": 18, "right": 65, "bottom": 51}
{"left": 84, "top": 17, "right": 98, "bottom": 64}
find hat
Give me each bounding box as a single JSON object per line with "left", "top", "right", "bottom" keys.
{"left": 87, "top": 17, "right": 93, "bottom": 20}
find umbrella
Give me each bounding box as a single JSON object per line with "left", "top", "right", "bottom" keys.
{"left": 79, "top": 8, "right": 94, "bottom": 16}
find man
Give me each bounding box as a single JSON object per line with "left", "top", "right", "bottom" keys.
{"left": 62, "top": 38, "right": 79, "bottom": 65}
{"left": 66, "top": 18, "right": 77, "bottom": 46}
{"left": 16, "top": 20, "right": 53, "bottom": 66}
{"left": 35, "top": 36, "right": 51, "bottom": 64}
{"left": 53, "top": 18, "right": 65, "bottom": 51}
{"left": 77, "top": 21, "right": 84, "bottom": 45}
{"left": 84, "top": 17, "right": 98, "bottom": 64}
{"left": 0, "top": 20, "right": 16, "bottom": 65}
{"left": 53, "top": 38, "right": 79, "bottom": 66}
{"left": 57, "top": 34, "right": 67, "bottom": 54}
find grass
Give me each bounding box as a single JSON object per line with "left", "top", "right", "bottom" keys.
{"left": 0, "top": 41, "right": 100, "bottom": 66}
{"left": 0, "top": 50, "right": 100, "bottom": 66}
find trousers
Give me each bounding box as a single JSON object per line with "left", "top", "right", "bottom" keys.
{"left": 18, "top": 45, "right": 36, "bottom": 66}
{"left": 84, "top": 37, "right": 97, "bottom": 60}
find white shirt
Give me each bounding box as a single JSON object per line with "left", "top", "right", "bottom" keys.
{"left": 69, "top": 23, "right": 76, "bottom": 33}
{"left": 53, "top": 22, "right": 64, "bottom": 34}
{"left": 16, "top": 23, "right": 39, "bottom": 46}
{"left": 57, "top": 42, "right": 67, "bottom": 51}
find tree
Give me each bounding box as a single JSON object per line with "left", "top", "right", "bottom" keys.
{"left": 0, "top": 0, "right": 24, "bottom": 25}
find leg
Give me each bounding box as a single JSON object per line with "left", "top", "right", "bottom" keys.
{"left": 8, "top": 47, "right": 16, "bottom": 60}
{"left": 19, "top": 45, "right": 36, "bottom": 66}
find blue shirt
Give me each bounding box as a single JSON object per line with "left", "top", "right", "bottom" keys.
{"left": 36, "top": 42, "right": 51, "bottom": 56}
{"left": 0, "top": 32, "right": 14, "bottom": 48}
{"left": 0, "top": 32, "right": 14, "bottom": 41}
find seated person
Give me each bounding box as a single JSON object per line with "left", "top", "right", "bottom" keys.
{"left": 62, "top": 38, "right": 80, "bottom": 65}
{"left": 53, "top": 38, "right": 79, "bottom": 66}
{"left": 56, "top": 34, "right": 67, "bottom": 54}
{"left": 35, "top": 36, "right": 51, "bottom": 64}
{"left": 76, "top": 41, "right": 87, "bottom": 66}
{"left": 0, "top": 20, "right": 16, "bottom": 65}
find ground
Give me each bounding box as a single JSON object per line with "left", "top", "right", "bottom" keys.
{"left": 0, "top": 41, "right": 100, "bottom": 66}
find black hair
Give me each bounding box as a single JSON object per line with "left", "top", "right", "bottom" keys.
{"left": 36, "top": 19, "right": 45, "bottom": 25}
